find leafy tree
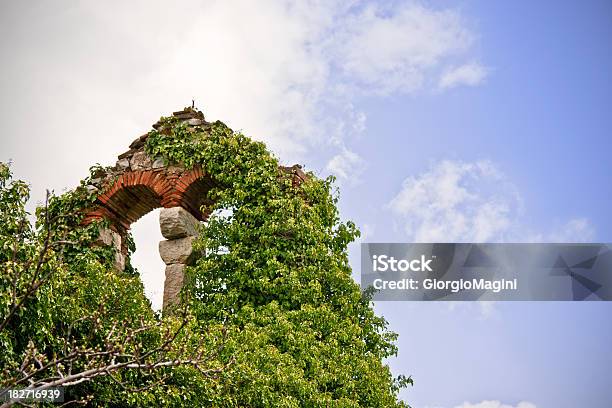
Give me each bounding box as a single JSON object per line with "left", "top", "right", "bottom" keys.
{"left": 0, "top": 110, "right": 411, "bottom": 407}
{"left": 0, "top": 163, "right": 227, "bottom": 407}
{"left": 145, "top": 116, "right": 412, "bottom": 407}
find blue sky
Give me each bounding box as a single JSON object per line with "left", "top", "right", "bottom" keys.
{"left": 334, "top": 2, "right": 612, "bottom": 406}
{"left": 1, "top": 1, "right": 611, "bottom": 407}
{"left": 335, "top": 2, "right": 612, "bottom": 407}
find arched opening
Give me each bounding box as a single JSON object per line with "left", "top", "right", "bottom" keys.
{"left": 130, "top": 209, "right": 165, "bottom": 310}
{"left": 86, "top": 166, "right": 213, "bottom": 310}
{"left": 100, "top": 173, "right": 208, "bottom": 310}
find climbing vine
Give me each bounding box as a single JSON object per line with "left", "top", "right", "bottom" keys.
{"left": 0, "top": 163, "right": 227, "bottom": 407}
{"left": 145, "top": 113, "right": 412, "bottom": 407}
{"left": 0, "top": 109, "right": 411, "bottom": 407}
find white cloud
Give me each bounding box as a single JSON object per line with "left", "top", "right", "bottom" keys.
{"left": 1, "top": 1, "right": 485, "bottom": 192}
{"left": 439, "top": 62, "right": 489, "bottom": 89}
{"left": 454, "top": 401, "right": 537, "bottom": 408}
{"left": 0, "top": 1, "right": 486, "bottom": 309}
{"left": 388, "top": 159, "right": 595, "bottom": 244}
{"left": 388, "top": 160, "right": 520, "bottom": 242}
{"left": 328, "top": 4, "right": 475, "bottom": 94}
{"left": 389, "top": 160, "right": 595, "bottom": 321}
{"left": 325, "top": 148, "right": 366, "bottom": 183}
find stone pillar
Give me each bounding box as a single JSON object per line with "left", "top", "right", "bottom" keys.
{"left": 159, "top": 207, "right": 200, "bottom": 310}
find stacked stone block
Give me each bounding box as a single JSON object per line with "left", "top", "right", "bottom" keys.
{"left": 159, "top": 207, "right": 201, "bottom": 310}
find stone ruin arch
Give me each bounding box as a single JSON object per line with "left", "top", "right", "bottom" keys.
{"left": 82, "top": 107, "right": 307, "bottom": 310}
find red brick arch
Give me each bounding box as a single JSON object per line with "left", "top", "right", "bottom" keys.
{"left": 83, "top": 107, "right": 308, "bottom": 243}
{"left": 84, "top": 166, "right": 213, "bottom": 233}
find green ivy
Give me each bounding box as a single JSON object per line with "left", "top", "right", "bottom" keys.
{"left": 144, "top": 115, "right": 411, "bottom": 407}
{"left": 0, "top": 110, "right": 411, "bottom": 407}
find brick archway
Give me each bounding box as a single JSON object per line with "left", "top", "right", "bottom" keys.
{"left": 82, "top": 107, "right": 306, "bottom": 310}
{"left": 85, "top": 166, "right": 213, "bottom": 233}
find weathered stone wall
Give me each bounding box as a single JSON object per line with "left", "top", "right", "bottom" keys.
{"left": 93, "top": 227, "right": 125, "bottom": 271}
{"left": 82, "top": 107, "right": 308, "bottom": 311}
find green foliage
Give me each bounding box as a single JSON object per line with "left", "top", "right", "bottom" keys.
{"left": 145, "top": 116, "right": 410, "bottom": 407}
{"left": 0, "top": 163, "right": 224, "bottom": 407}
{"left": 0, "top": 111, "right": 410, "bottom": 407}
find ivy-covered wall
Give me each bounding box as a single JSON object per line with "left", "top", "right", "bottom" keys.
{"left": 81, "top": 107, "right": 311, "bottom": 310}
{"left": 1, "top": 106, "right": 410, "bottom": 406}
